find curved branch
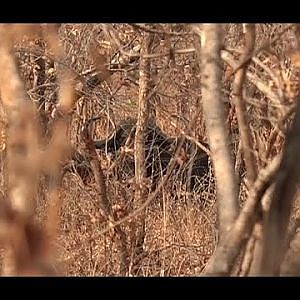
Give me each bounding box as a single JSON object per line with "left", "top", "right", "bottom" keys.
{"left": 231, "top": 24, "right": 257, "bottom": 184}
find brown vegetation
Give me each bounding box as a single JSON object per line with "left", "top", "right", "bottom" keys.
{"left": 0, "top": 23, "right": 300, "bottom": 276}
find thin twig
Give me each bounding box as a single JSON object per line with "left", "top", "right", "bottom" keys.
{"left": 129, "top": 24, "right": 194, "bottom": 36}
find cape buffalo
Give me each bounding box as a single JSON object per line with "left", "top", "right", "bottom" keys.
{"left": 94, "top": 118, "right": 211, "bottom": 191}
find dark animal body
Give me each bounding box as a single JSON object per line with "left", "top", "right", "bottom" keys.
{"left": 93, "top": 118, "right": 211, "bottom": 191}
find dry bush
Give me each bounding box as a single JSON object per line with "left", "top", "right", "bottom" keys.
{"left": 0, "top": 23, "right": 299, "bottom": 276}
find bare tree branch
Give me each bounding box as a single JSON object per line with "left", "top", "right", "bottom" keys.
{"left": 101, "top": 24, "right": 140, "bottom": 59}
{"left": 260, "top": 105, "right": 300, "bottom": 274}
{"left": 129, "top": 24, "right": 194, "bottom": 36}
{"left": 0, "top": 25, "right": 70, "bottom": 275}
{"left": 204, "top": 155, "right": 281, "bottom": 275}
{"left": 232, "top": 24, "right": 257, "bottom": 184}
{"left": 280, "top": 217, "right": 300, "bottom": 275}
{"left": 131, "top": 31, "right": 154, "bottom": 274}
{"left": 260, "top": 24, "right": 300, "bottom": 275}
{"left": 194, "top": 23, "right": 238, "bottom": 240}
{"left": 221, "top": 50, "right": 281, "bottom": 104}
{"left": 225, "top": 24, "right": 293, "bottom": 80}
{"left": 230, "top": 24, "right": 261, "bottom": 276}
{"left": 82, "top": 121, "right": 130, "bottom": 275}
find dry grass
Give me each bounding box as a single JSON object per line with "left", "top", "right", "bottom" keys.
{"left": 55, "top": 172, "right": 217, "bottom": 276}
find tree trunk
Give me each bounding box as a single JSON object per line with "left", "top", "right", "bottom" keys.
{"left": 194, "top": 24, "right": 238, "bottom": 241}
{"left": 131, "top": 31, "right": 153, "bottom": 274}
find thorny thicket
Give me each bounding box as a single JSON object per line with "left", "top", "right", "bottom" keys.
{"left": 0, "top": 23, "right": 300, "bottom": 275}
